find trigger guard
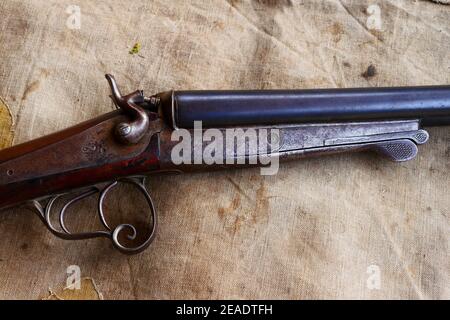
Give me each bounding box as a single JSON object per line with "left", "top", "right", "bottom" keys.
{"left": 99, "top": 177, "right": 157, "bottom": 254}
{"left": 30, "top": 175, "right": 157, "bottom": 255}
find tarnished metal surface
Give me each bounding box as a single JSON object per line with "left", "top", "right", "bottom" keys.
{"left": 159, "top": 120, "right": 430, "bottom": 173}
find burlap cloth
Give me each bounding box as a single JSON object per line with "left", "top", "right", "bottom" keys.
{"left": 0, "top": 0, "right": 448, "bottom": 299}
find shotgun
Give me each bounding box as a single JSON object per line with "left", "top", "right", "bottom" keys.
{"left": 0, "top": 74, "right": 449, "bottom": 253}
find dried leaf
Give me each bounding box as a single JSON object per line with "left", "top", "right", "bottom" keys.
{"left": 0, "top": 97, "right": 14, "bottom": 149}
{"left": 129, "top": 42, "right": 141, "bottom": 55}
{"left": 43, "top": 278, "right": 104, "bottom": 300}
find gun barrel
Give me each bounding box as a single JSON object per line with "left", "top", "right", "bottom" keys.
{"left": 160, "top": 86, "right": 450, "bottom": 128}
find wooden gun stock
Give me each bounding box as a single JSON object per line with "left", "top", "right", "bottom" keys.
{"left": 0, "top": 110, "right": 160, "bottom": 210}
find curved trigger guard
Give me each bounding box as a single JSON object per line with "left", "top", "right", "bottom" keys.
{"left": 29, "top": 175, "right": 157, "bottom": 255}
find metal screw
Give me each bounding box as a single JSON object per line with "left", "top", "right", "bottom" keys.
{"left": 145, "top": 96, "right": 160, "bottom": 106}
{"left": 116, "top": 123, "right": 131, "bottom": 136}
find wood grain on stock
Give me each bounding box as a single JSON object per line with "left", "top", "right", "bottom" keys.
{"left": 0, "top": 111, "right": 160, "bottom": 209}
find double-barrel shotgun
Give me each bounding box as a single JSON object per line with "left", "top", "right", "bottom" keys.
{"left": 0, "top": 74, "right": 449, "bottom": 253}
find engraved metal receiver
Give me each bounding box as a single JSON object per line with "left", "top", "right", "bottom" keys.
{"left": 0, "top": 75, "right": 448, "bottom": 254}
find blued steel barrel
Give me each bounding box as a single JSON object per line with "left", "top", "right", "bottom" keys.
{"left": 159, "top": 86, "right": 450, "bottom": 128}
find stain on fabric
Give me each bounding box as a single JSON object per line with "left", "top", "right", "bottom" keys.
{"left": 254, "top": 181, "right": 269, "bottom": 223}
{"left": 218, "top": 196, "right": 241, "bottom": 219}
{"left": 361, "top": 64, "right": 377, "bottom": 79}
{"left": 328, "top": 22, "right": 344, "bottom": 42}
{"left": 370, "top": 30, "right": 384, "bottom": 42}
{"left": 217, "top": 180, "right": 270, "bottom": 235}
{"left": 240, "top": 0, "right": 285, "bottom": 88}
{"left": 257, "top": 0, "right": 292, "bottom": 8}
{"left": 0, "top": 97, "right": 14, "bottom": 149}
{"left": 20, "top": 69, "right": 50, "bottom": 102}
{"left": 0, "top": 3, "right": 30, "bottom": 54}
{"left": 226, "top": 176, "right": 252, "bottom": 201}
{"left": 21, "top": 80, "right": 40, "bottom": 101}
{"left": 43, "top": 278, "right": 104, "bottom": 300}
{"left": 39, "top": 68, "right": 51, "bottom": 78}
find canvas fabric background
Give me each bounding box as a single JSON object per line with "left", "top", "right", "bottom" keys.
{"left": 0, "top": 0, "right": 449, "bottom": 299}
